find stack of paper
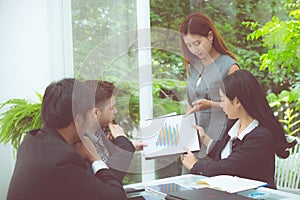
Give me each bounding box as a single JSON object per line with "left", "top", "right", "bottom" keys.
{"left": 194, "top": 175, "right": 268, "bottom": 193}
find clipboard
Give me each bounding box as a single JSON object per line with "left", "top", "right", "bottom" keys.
{"left": 141, "top": 114, "right": 200, "bottom": 159}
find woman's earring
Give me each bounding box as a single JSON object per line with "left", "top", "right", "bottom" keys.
{"left": 210, "top": 39, "right": 213, "bottom": 44}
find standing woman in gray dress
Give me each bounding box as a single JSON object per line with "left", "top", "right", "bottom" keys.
{"left": 179, "top": 12, "right": 239, "bottom": 171}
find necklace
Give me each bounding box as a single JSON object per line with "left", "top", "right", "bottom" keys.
{"left": 196, "top": 65, "right": 205, "bottom": 87}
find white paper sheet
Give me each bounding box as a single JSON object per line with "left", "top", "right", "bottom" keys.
{"left": 141, "top": 114, "right": 200, "bottom": 159}
{"left": 194, "top": 175, "right": 268, "bottom": 193}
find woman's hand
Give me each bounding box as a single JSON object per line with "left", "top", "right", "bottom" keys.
{"left": 184, "top": 99, "right": 212, "bottom": 117}
{"left": 132, "top": 140, "right": 148, "bottom": 151}
{"left": 181, "top": 148, "right": 198, "bottom": 170}
{"left": 192, "top": 125, "right": 212, "bottom": 147}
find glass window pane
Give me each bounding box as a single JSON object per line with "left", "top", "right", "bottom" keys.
{"left": 71, "top": 0, "right": 142, "bottom": 184}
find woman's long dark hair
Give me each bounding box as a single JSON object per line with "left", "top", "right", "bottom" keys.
{"left": 221, "top": 70, "right": 296, "bottom": 158}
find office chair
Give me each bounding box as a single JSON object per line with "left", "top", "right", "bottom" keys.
{"left": 275, "top": 135, "right": 300, "bottom": 194}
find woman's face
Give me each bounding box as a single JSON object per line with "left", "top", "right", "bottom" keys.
{"left": 183, "top": 33, "right": 213, "bottom": 60}
{"left": 220, "top": 90, "right": 239, "bottom": 119}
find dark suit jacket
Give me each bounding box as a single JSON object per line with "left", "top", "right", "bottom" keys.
{"left": 191, "top": 120, "right": 276, "bottom": 189}
{"left": 87, "top": 128, "right": 135, "bottom": 182}
{"left": 7, "top": 126, "right": 127, "bottom": 200}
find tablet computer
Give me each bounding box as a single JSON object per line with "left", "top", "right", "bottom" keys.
{"left": 145, "top": 182, "right": 190, "bottom": 196}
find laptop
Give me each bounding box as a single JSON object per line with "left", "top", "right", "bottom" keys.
{"left": 165, "top": 187, "right": 252, "bottom": 200}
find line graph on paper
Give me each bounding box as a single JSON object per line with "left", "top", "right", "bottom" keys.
{"left": 155, "top": 123, "right": 179, "bottom": 147}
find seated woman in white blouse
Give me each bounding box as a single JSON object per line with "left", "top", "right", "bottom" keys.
{"left": 181, "top": 70, "right": 296, "bottom": 189}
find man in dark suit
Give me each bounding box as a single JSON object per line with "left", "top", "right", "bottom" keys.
{"left": 85, "top": 80, "right": 147, "bottom": 182}
{"left": 7, "top": 78, "right": 127, "bottom": 200}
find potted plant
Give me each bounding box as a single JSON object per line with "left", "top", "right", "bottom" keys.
{"left": 0, "top": 92, "right": 43, "bottom": 153}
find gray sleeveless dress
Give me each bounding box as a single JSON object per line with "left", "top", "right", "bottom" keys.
{"left": 186, "top": 54, "right": 237, "bottom": 156}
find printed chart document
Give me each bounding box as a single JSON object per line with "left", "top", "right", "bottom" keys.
{"left": 194, "top": 175, "right": 268, "bottom": 193}
{"left": 141, "top": 114, "right": 200, "bottom": 159}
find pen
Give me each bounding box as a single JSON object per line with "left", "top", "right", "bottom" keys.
{"left": 145, "top": 113, "right": 184, "bottom": 121}
{"left": 125, "top": 188, "right": 145, "bottom": 194}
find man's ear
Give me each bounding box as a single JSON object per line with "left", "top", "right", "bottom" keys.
{"left": 68, "top": 120, "right": 76, "bottom": 130}
{"left": 74, "top": 114, "right": 84, "bottom": 128}
{"left": 208, "top": 31, "right": 213, "bottom": 41}
{"left": 233, "top": 97, "right": 241, "bottom": 107}
{"left": 92, "top": 107, "right": 100, "bottom": 117}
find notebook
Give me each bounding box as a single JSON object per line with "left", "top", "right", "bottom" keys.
{"left": 195, "top": 175, "right": 268, "bottom": 193}
{"left": 165, "top": 187, "right": 252, "bottom": 200}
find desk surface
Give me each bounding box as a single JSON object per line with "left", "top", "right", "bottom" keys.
{"left": 124, "top": 174, "right": 300, "bottom": 200}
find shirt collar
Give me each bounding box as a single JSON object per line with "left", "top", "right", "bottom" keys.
{"left": 228, "top": 119, "right": 259, "bottom": 140}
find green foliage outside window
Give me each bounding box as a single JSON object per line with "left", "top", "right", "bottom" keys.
{"left": 246, "top": 4, "right": 300, "bottom": 137}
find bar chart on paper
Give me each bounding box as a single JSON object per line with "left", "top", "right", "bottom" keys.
{"left": 156, "top": 124, "right": 179, "bottom": 147}
{"left": 142, "top": 114, "right": 200, "bottom": 159}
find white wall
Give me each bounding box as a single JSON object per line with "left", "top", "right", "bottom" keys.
{"left": 0, "top": 0, "right": 73, "bottom": 198}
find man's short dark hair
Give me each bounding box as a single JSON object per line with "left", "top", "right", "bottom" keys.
{"left": 41, "top": 78, "right": 94, "bottom": 129}
{"left": 85, "top": 80, "right": 117, "bottom": 109}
